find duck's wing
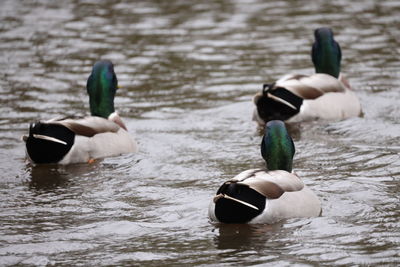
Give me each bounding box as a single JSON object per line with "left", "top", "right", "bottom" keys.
{"left": 232, "top": 169, "right": 304, "bottom": 199}
{"left": 338, "top": 73, "right": 352, "bottom": 90}
{"left": 274, "top": 73, "right": 346, "bottom": 99}
{"left": 108, "top": 112, "right": 127, "bottom": 130}
{"left": 49, "top": 116, "right": 120, "bottom": 137}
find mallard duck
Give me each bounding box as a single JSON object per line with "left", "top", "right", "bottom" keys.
{"left": 253, "top": 27, "right": 362, "bottom": 125}
{"left": 23, "top": 60, "right": 138, "bottom": 164}
{"left": 208, "top": 120, "right": 321, "bottom": 224}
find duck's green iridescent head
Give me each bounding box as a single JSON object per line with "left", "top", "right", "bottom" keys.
{"left": 86, "top": 60, "right": 118, "bottom": 118}
{"left": 261, "top": 120, "right": 295, "bottom": 172}
{"left": 312, "top": 27, "right": 342, "bottom": 78}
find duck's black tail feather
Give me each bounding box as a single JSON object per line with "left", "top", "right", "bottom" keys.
{"left": 214, "top": 182, "right": 265, "bottom": 223}
{"left": 25, "top": 122, "right": 75, "bottom": 164}
{"left": 256, "top": 85, "right": 303, "bottom": 122}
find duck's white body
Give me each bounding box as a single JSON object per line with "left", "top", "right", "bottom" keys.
{"left": 209, "top": 169, "right": 321, "bottom": 224}
{"left": 289, "top": 85, "right": 360, "bottom": 122}
{"left": 248, "top": 185, "right": 321, "bottom": 224}
{"left": 253, "top": 73, "right": 362, "bottom": 125}
{"left": 24, "top": 112, "right": 138, "bottom": 164}
{"left": 58, "top": 126, "right": 137, "bottom": 164}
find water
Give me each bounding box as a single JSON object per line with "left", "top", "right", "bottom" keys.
{"left": 1, "top": 0, "right": 399, "bottom": 266}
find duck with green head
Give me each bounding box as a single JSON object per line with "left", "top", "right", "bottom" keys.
{"left": 23, "top": 60, "right": 138, "bottom": 164}
{"left": 209, "top": 120, "right": 321, "bottom": 224}
{"left": 253, "top": 27, "right": 362, "bottom": 126}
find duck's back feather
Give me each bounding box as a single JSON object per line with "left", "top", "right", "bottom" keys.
{"left": 232, "top": 169, "right": 304, "bottom": 198}
{"left": 274, "top": 73, "right": 346, "bottom": 99}
{"left": 49, "top": 116, "right": 120, "bottom": 137}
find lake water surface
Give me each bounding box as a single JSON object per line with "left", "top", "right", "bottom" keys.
{"left": 0, "top": 0, "right": 399, "bottom": 266}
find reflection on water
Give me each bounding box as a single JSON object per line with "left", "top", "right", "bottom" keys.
{"left": 29, "top": 165, "right": 71, "bottom": 190}
{"left": 28, "top": 163, "right": 101, "bottom": 191}
{"left": 0, "top": 0, "right": 400, "bottom": 265}
{"left": 214, "top": 223, "right": 282, "bottom": 250}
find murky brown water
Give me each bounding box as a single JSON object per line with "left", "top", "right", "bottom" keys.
{"left": 1, "top": 0, "right": 399, "bottom": 266}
